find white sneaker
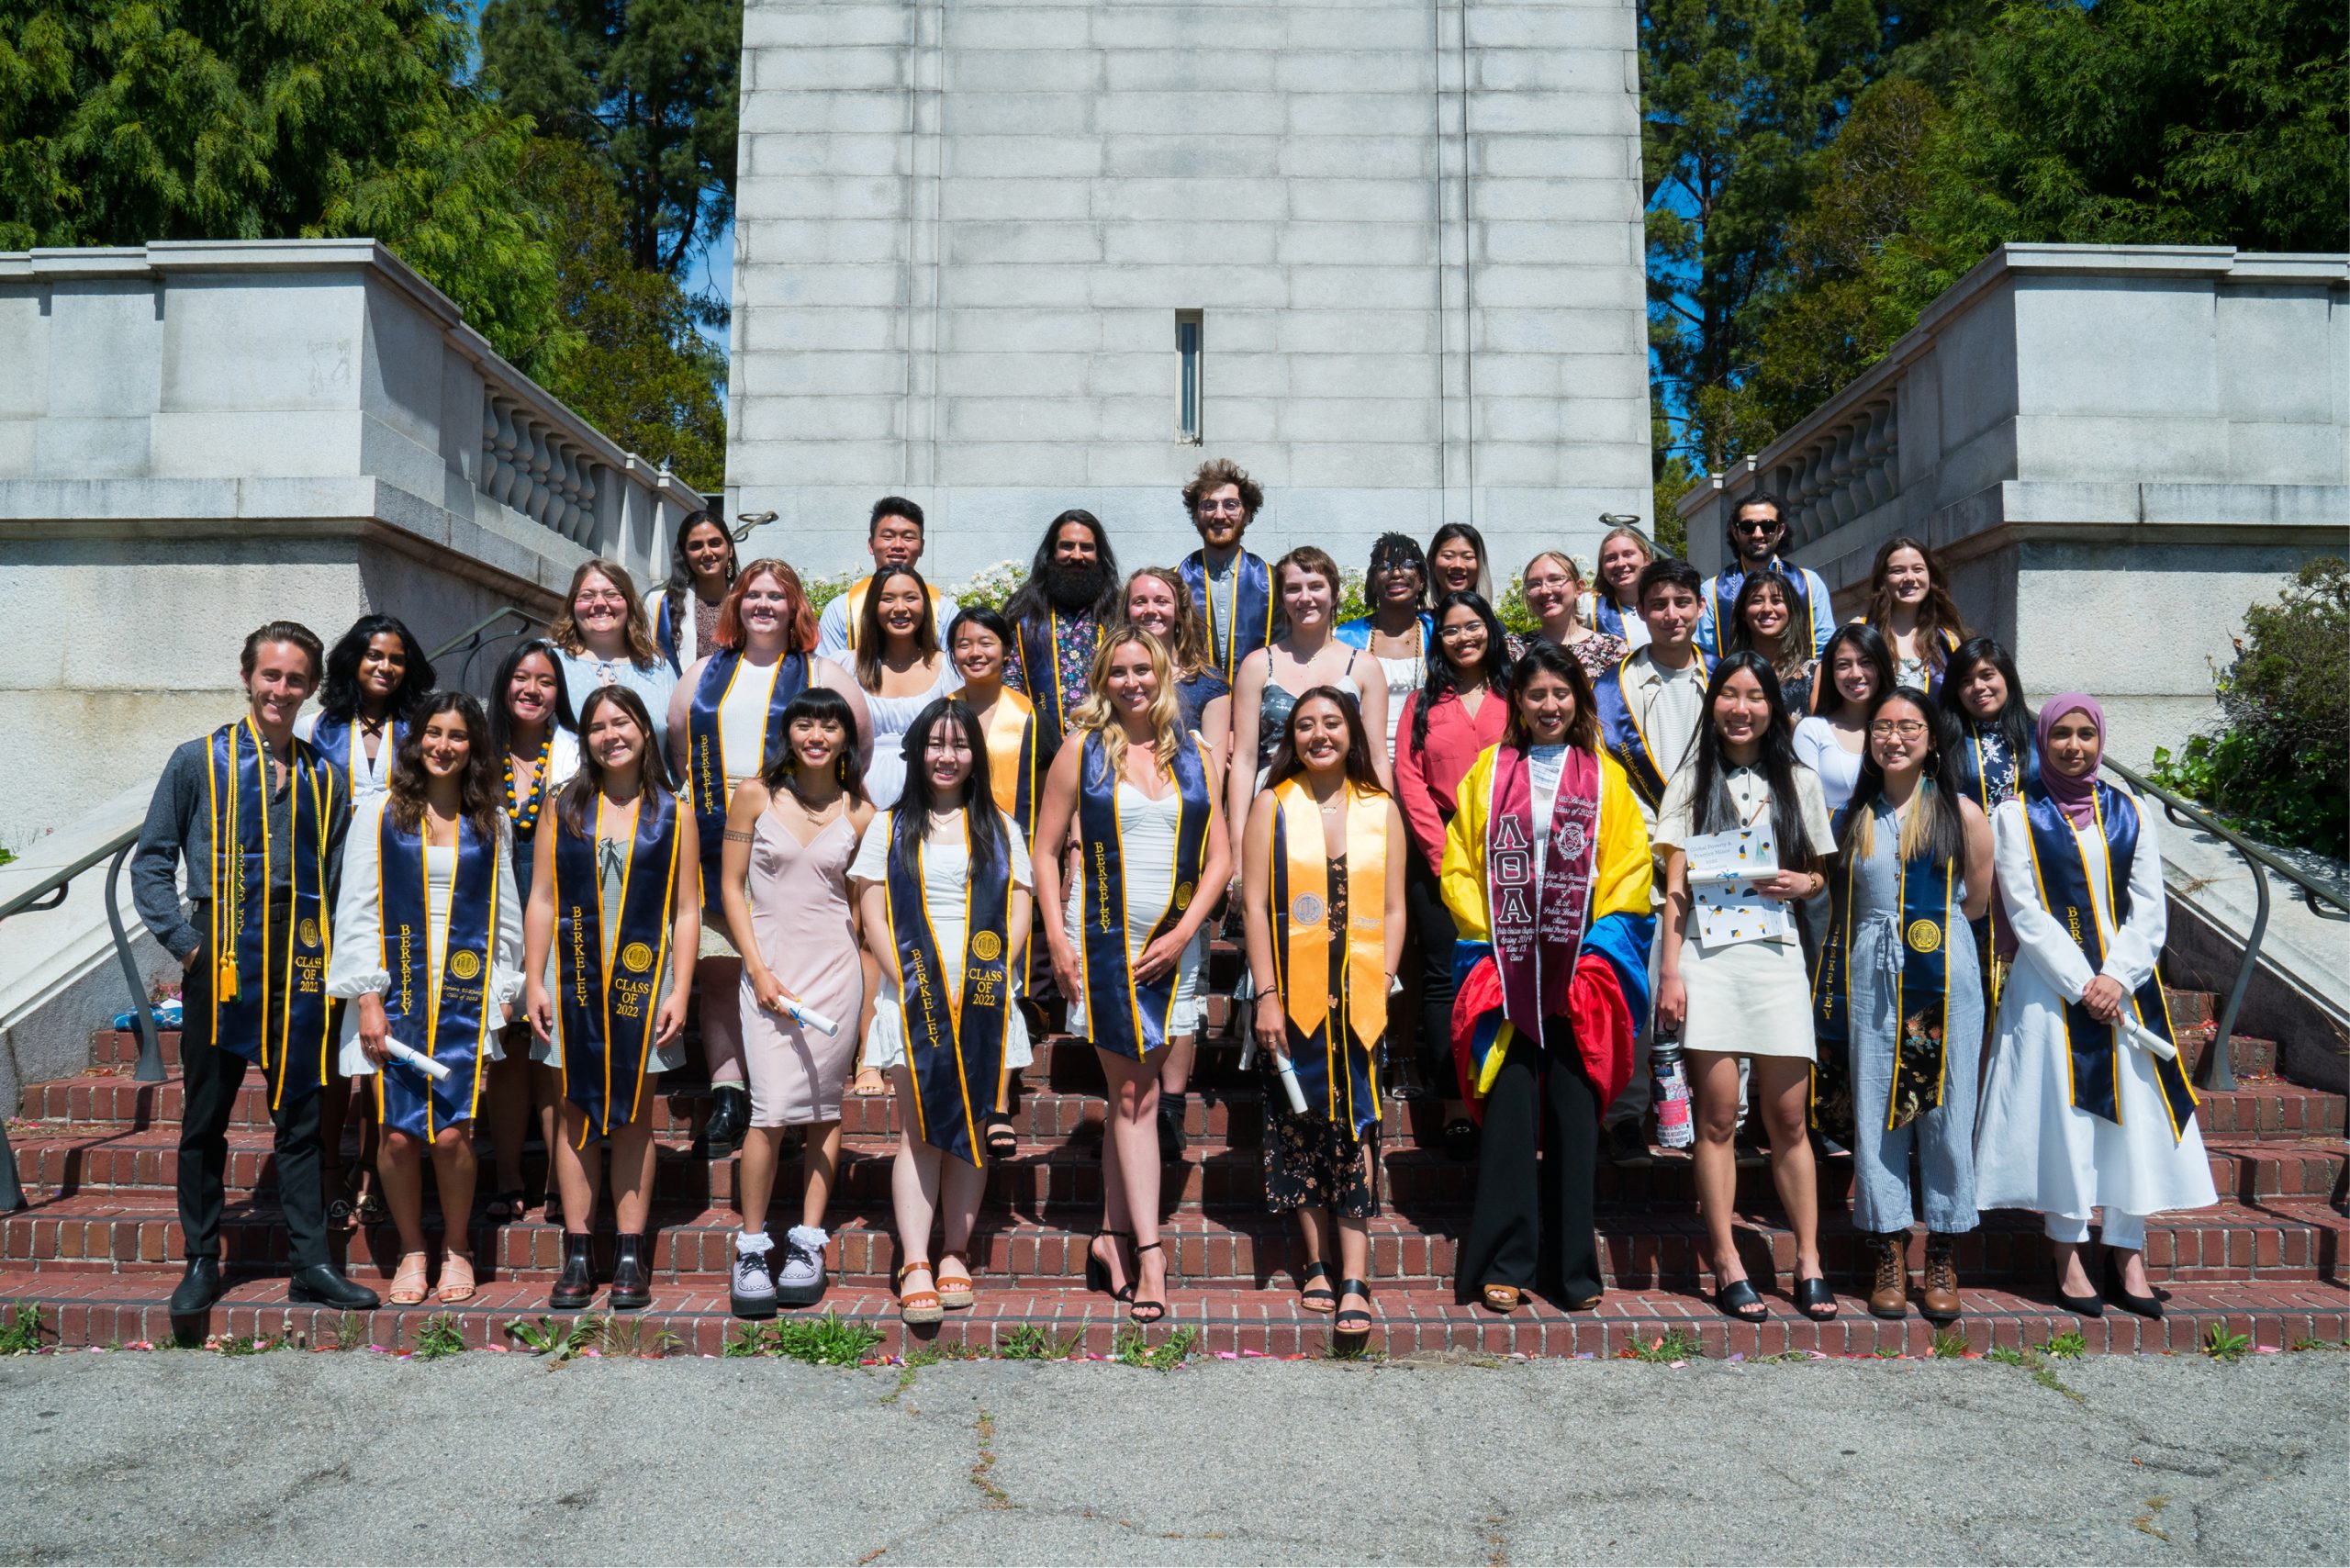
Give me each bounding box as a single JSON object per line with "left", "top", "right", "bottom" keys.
{"left": 775, "top": 1225, "right": 829, "bottom": 1308}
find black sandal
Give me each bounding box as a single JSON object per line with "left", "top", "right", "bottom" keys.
{"left": 1128, "top": 1240, "right": 1168, "bottom": 1325}
{"left": 980, "top": 1111, "right": 1018, "bottom": 1161}
{"left": 1793, "top": 1274, "right": 1839, "bottom": 1320}
{"left": 1714, "top": 1278, "right": 1768, "bottom": 1321}
{"left": 1333, "top": 1278, "right": 1372, "bottom": 1336}
{"left": 541, "top": 1191, "right": 563, "bottom": 1228}
{"left": 1086, "top": 1229, "right": 1135, "bottom": 1303}
{"left": 1441, "top": 1116, "right": 1479, "bottom": 1163}
{"left": 485, "top": 1189, "right": 528, "bottom": 1223}
{"left": 1298, "top": 1260, "right": 1337, "bottom": 1314}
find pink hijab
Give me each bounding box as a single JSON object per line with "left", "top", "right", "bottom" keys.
{"left": 2035, "top": 692, "right": 2105, "bottom": 827}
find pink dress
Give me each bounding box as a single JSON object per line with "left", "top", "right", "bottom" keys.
{"left": 737, "top": 811, "right": 866, "bottom": 1126}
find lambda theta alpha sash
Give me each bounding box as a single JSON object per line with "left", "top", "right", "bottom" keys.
{"left": 1181, "top": 549, "right": 1276, "bottom": 685}
{"left": 687, "top": 648, "right": 807, "bottom": 917}
{"left": 206, "top": 718, "right": 339, "bottom": 1107}
{"left": 1267, "top": 778, "right": 1387, "bottom": 1136}
{"left": 2020, "top": 781, "right": 2197, "bottom": 1141}
{"left": 1810, "top": 804, "right": 1957, "bottom": 1143}
{"left": 1593, "top": 652, "right": 1709, "bottom": 810}
{"left": 1077, "top": 728, "right": 1213, "bottom": 1061}
{"left": 554, "top": 790, "right": 680, "bottom": 1146}
{"left": 887, "top": 810, "right": 1014, "bottom": 1167}
{"left": 375, "top": 812, "right": 498, "bottom": 1137}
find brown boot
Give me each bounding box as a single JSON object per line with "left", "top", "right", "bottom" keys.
{"left": 1920, "top": 1233, "right": 1963, "bottom": 1323}
{"left": 1867, "top": 1232, "right": 1910, "bottom": 1319}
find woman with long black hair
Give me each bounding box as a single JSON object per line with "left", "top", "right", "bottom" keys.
{"left": 1654, "top": 652, "right": 1837, "bottom": 1322}
{"left": 327, "top": 692, "right": 523, "bottom": 1305}
{"left": 1939, "top": 635, "right": 2038, "bottom": 1002}
{"left": 850, "top": 564, "right": 962, "bottom": 813}
{"left": 851, "top": 699, "right": 1035, "bottom": 1324}
{"left": 654, "top": 509, "right": 740, "bottom": 675}
{"left": 1392, "top": 591, "right": 1513, "bottom": 1134}
{"left": 1794, "top": 623, "right": 1897, "bottom": 812}
{"left": 1817, "top": 689, "right": 1993, "bottom": 1323}
{"left": 1728, "top": 572, "right": 1818, "bottom": 717}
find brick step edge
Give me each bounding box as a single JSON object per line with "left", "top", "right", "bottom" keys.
{"left": 3, "top": 1275, "right": 2343, "bottom": 1362}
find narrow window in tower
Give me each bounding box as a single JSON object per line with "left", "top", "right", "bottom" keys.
{"left": 1176, "top": 309, "right": 1203, "bottom": 444}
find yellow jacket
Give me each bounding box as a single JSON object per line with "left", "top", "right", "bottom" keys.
{"left": 1440, "top": 745, "right": 1653, "bottom": 941}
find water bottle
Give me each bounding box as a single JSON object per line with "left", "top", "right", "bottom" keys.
{"left": 1651, "top": 1038, "right": 1694, "bottom": 1150}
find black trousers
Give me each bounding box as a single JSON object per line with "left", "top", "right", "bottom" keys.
{"left": 176, "top": 912, "right": 330, "bottom": 1271}
{"left": 1455, "top": 1021, "right": 1603, "bottom": 1304}
{"left": 1405, "top": 851, "right": 1460, "bottom": 1090}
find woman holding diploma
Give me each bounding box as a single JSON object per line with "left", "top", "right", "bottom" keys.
{"left": 1976, "top": 695, "right": 2214, "bottom": 1319}
{"left": 1034, "top": 629, "right": 1229, "bottom": 1326}
{"left": 851, "top": 699, "right": 1035, "bottom": 1325}
{"left": 1242, "top": 690, "right": 1406, "bottom": 1335}
{"left": 718, "top": 689, "right": 875, "bottom": 1316}
{"left": 524, "top": 685, "right": 699, "bottom": 1312}
{"left": 1440, "top": 642, "right": 1653, "bottom": 1313}
{"left": 1816, "top": 689, "right": 1993, "bottom": 1322}
{"left": 328, "top": 693, "right": 523, "bottom": 1305}
{"left": 1653, "top": 652, "right": 1838, "bottom": 1322}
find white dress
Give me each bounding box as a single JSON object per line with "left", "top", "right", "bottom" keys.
{"left": 1653, "top": 763, "right": 1837, "bottom": 1058}
{"left": 1976, "top": 794, "right": 2218, "bottom": 1224}
{"left": 846, "top": 808, "right": 1035, "bottom": 1071}
{"left": 1792, "top": 715, "right": 1867, "bottom": 812}
{"left": 858, "top": 660, "right": 965, "bottom": 810}
{"left": 325, "top": 799, "right": 527, "bottom": 1081}
{"left": 1374, "top": 649, "right": 1423, "bottom": 761}
{"left": 1063, "top": 781, "right": 1210, "bottom": 1040}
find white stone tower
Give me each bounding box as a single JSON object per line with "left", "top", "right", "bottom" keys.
{"left": 726, "top": 1, "right": 1653, "bottom": 578}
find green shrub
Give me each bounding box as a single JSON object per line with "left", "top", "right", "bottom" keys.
{"left": 2152, "top": 558, "right": 2348, "bottom": 858}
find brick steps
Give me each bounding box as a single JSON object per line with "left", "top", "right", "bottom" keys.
{"left": 2, "top": 1268, "right": 2341, "bottom": 1363}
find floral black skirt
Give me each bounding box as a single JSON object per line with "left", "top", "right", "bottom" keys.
{"left": 1260, "top": 1062, "right": 1381, "bottom": 1218}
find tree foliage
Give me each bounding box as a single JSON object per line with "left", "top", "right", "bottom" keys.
{"left": 478, "top": 0, "right": 740, "bottom": 278}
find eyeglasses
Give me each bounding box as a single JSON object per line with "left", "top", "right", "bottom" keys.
{"left": 1869, "top": 721, "right": 1930, "bottom": 738}
{"left": 576, "top": 592, "right": 629, "bottom": 607}
{"left": 1436, "top": 624, "right": 1486, "bottom": 641}
{"left": 1197, "top": 499, "right": 1246, "bottom": 515}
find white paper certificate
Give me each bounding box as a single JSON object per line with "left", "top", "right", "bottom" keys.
{"left": 1686, "top": 821, "right": 1790, "bottom": 946}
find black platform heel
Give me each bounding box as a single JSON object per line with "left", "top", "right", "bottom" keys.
{"left": 1086, "top": 1229, "right": 1135, "bottom": 1302}
{"left": 1128, "top": 1240, "right": 1168, "bottom": 1325}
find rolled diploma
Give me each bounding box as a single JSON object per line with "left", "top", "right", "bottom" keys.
{"left": 775, "top": 991, "right": 842, "bottom": 1037}
{"left": 2120, "top": 1014, "right": 2178, "bottom": 1062}
{"left": 383, "top": 1038, "right": 453, "bottom": 1081}
{"left": 1273, "top": 1058, "right": 1310, "bottom": 1114}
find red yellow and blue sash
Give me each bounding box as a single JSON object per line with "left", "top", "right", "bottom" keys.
{"left": 1459, "top": 745, "right": 1601, "bottom": 1098}
{"left": 886, "top": 810, "right": 1014, "bottom": 1167}
{"left": 2020, "top": 782, "right": 2197, "bottom": 1140}
{"left": 1077, "top": 728, "right": 1213, "bottom": 1061}
{"left": 374, "top": 812, "right": 498, "bottom": 1137}
{"left": 687, "top": 648, "right": 807, "bottom": 918}
{"left": 553, "top": 790, "right": 680, "bottom": 1146}
{"left": 205, "top": 718, "right": 339, "bottom": 1106}
{"left": 1810, "top": 803, "right": 1958, "bottom": 1141}
{"left": 1181, "top": 549, "right": 1276, "bottom": 685}
{"left": 308, "top": 711, "right": 404, "bottom": 797}
{"left": 1266, "top": 778, "right": 1387, "bottom": 1136}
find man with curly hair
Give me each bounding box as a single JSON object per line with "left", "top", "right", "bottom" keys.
{"left": 1177, "top": 457, "right": 1281, "bottom": 687}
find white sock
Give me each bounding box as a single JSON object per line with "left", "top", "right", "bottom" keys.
{"left": 735, "top": 1229, "right": 772, "bottom": 1255}
{"left": 787, "top": 1224, "right": 828, "bottom": 1250}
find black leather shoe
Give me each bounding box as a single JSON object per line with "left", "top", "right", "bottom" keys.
{"left": 551, "top": 1233, "right": 597, "bottom": 1310}
{"left": 609, "top": 1232, "right": 652, "bottom": 1311}
{"left": 2101, "top": 1250, "right": 2164, "bottom": 1320}
{"left": 288, "top": 1264, "right": 380, "bottom": 1310}
{"left": 699, "top": 1084, "right": 749, "bottom": 1158}
{"left": 167, "top": 1258, "right": 224, "bottom": 1316}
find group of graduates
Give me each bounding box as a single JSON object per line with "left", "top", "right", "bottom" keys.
{"left": 131, "top": 459, "right": 2217, "bottom": 1329}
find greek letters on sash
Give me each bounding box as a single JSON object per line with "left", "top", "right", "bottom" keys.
{"left": 1181, "top": 550, "right": 1276, "bottom": 686}
{"left": 687, "top": 649, "right": 807, "bottom": 917}
{"left": 1077, "top": 729, "right": 1213, "bottom": 1061}
{"left": 1266, "top": 780, "right": 1387, "bottom": 1136}
{"left": 375, "top": 812, "right": 497, "bottom": 1138}
{"left": 308, "top": 711, "right": 405, "bottom": 797}
{"left": 205, "top": 719, "right": 338, "bottom": 1106}
{"left": 1484, "top": 745, "right": 1601, "bottom": 1042}
{"left": 553, "top": 790, "right": 680, "bottom": 1146}
{"left": 886, "top": 811, "right": 1014, "bottom": 1167}
{"left": 2020, "top": 782, "right": 2198, "bottom": 1140}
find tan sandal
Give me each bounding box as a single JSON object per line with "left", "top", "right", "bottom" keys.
{"left": 435, "top": 1252, "right": 476, "bottom": 1305}
{"left": 934, "top": 1255, "right": 976, "bottom": 1310}
{"left": 897, "top": 1261, "right": 943, "bottom": 1325}
{"left": 1481, "top": 1283, "right": 1522, "bottom": 1315}
{"left": 852, "top": 1065, "right": 889, "bottom": 1098}
{"left": 387, "top": 1251, "right": 431, "bottom": 1306}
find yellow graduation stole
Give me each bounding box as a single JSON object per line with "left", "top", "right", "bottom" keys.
{"left": 1266, "top": 778, "right": 1388, "bottom": 1133}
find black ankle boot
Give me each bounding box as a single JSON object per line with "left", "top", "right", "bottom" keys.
{"left": 700, "top": 1084, "right": 749, "bottom": 1158}
{"left": 1158, "top": 1090, "right": 1188, "bottom": 1162}
{"left": 550, "top": 1233, "right": 596, "bottom": 1310}
{"left": 609, "top": 1232, "right": 652, "bottom": 1311}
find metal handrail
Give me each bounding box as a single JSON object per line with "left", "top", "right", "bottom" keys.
{"left": 0, "top": 606, "right": 554, "bottom": 1209}
{"left": 2102, "top": 756, "right": 2350, "bottom": 1094}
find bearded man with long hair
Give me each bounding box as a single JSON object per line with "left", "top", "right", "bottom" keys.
{"left": 1003, "top": 509, "right": 1123, "bottom": 761}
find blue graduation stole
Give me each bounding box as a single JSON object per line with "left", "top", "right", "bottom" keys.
{"left": 886, "top": 810, "right": 1014, "bottom": 1167}
{"left": 308, "top": 711, "right": 405, "bottom": 796}
{"left": 1181, "top": 549, "right": 1276, "bottom": 685}
{"left": 1592, "top": 593, "right": 1638, "bottom": 642}
{"left": 1076, "top": 728, "right": 1214, "bottom": 1061}
{"left": 1809, "top": 802, "right": 1962, "bottom": 1143}
{"left": 1953, "top": 729, "right": 2038, "bottom": 815}
{"left": 1592, "top": 650, "right": 1709, "bottom": 809}
{"left": 1016, "top": 610, "right": 1100, "bottom": 756}
{"left": 553, "top": 790, "right": 680, "bottom": 1146}
{"left": 687, "top": 649, "right": 807, "bottom": 918}
{"left": 654, "top": 594, "right": 679, "bottom": 673}
{"left": 205, "top": 719, "right": 340, "bottom": 1106}
{"left": 374, "top": 812, "right": 498, "bottom": 1137}
{"left": 1711, "top": 561, "right": 1820, "bottom": 656}
{"left": 2020, "top": 782, "right": 2198, "bottom": 1139}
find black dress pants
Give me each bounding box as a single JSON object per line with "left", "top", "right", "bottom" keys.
{"left": 176, "top": 913, "right": 330, "bottom": 1271}
{"left": 1454, "top": 1020, "right": 1603, "bottom": 1304}
{"left": 1405, "top": 852, "right": 1460, "bottom": 1090}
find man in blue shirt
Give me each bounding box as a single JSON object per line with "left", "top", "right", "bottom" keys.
{"left": 1696, "top": 494, "right": 1835, "bottom": 662}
